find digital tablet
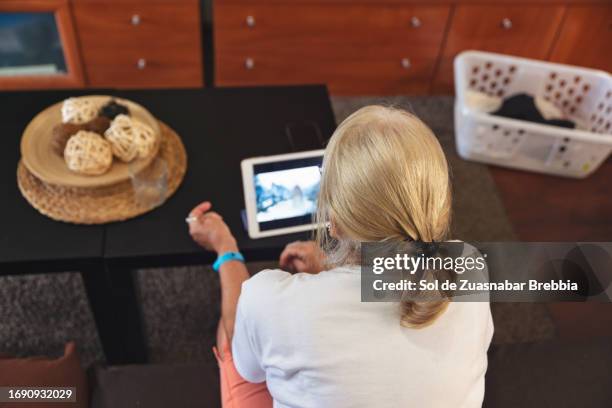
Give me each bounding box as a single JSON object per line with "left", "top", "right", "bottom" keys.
{"left": 241, "top": 149, "right": 325, "bottom": 239}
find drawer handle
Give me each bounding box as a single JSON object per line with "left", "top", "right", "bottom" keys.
{"left": 137, "top": 58, "right": 146, "bottom": 70}
{"left": 245, "top": 58, "right": 255, "bottom": 70}
{"left": 401, "top": 58, "right": 411, "bottom": 69}
{"left": 246, "top": 15, "right": 256, "bottom": 28}
{"left": 501, "top": 18, "right": 513, "bottom": 29}
{"left": 131, "top": 14, "right": 141, "bottom": 26}
{"left": 410, "top": 16, "right": 421, "bottom": 28}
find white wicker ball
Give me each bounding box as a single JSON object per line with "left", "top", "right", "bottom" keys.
{"left": 64, "top": 130, "right": 113, "bottom": 175}
{"left": 104, "top": 114, "right": 157, "bottom": 162}
{"left": 61, "top": 97, "right": 101, "bottom": 124}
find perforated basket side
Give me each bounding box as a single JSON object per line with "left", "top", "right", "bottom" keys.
{"left": 455, "top": 51, "right": 612, "bottom": 136}
{"left": 453, "top": 51, "right": 612, "bottom": 178}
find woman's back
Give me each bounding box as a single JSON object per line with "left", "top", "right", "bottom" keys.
{"left": 233, "top": 267, "right": 493, "bottom": 408}
{"left": 190, "top": 105, "right": 495, "bottom": 408}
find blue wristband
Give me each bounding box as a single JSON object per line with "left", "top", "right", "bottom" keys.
{"left": 213, "top": 251, "right": 245, "bottom": 272}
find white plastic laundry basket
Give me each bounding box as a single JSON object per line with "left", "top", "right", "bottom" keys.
{"left": 454, "top": 51, "right": 612, "bottom": 178}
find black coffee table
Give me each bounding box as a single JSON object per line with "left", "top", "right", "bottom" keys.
{"left": 0, "top": 86, "right": 336, "bottom": 364}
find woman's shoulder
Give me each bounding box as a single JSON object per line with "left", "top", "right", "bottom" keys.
{"left": 237, "top": 270, "right": 286, "bottom": 319}
{"left": 240, "top": 269, "right": 295, "bottom": 303}
{"left": 240, "top": 267, "right": 356, "bottom": 306}
{"left": 242, "top": 268, "right": 288, "bottom": 294}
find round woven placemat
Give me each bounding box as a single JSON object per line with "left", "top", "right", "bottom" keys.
{"left": 17, "top": 121, "right": 187, "bottom": 224}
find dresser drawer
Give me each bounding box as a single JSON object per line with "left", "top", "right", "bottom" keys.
{"left": 73, "top": 1, "right": 203, "bottom": 87}
{"left": 214, "top": 4, "right": 450, "bottom": 94}
{"left": 73, "top": 2, "right": 200, "bottom": 49}
{"left": 433, "top": 5, "right": 564, "bottom": 93}
{"left": 84, "top": 47, "right": 202, "bottom": 88}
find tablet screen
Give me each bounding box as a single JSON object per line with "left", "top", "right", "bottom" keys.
{"left": 253, "top": 156, "right": 322, "bottom": 231}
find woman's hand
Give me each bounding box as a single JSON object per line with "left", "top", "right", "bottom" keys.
{"left": 279, "top": 241, "right": 326, "bottom": 274}
{"left": 188, "top": 201, "right": 238, "bottom": 254}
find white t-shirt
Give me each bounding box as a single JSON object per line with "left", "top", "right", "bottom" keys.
{"left": 232, "top": 266, "right": 493, "bottom": 408}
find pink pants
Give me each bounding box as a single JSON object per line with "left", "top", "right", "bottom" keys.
{"left": 213, "top": 325, "right": 273, "bottom": 408}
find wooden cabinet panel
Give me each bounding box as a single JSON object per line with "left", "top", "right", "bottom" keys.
{"left": 73, "top": 1, "right": 203, "bottom": 88}
{"left": 433, "top": 5, "right": 565, "bottom": 93}
{"left": 550, "top": 5, "right": 612, "bottom": 73}
{"left": 0, "top": 0, "right": 85, "bottom": 90}
{"left": 73, "top": 3, "right": 199, "bottom": 49}
{"left": 214, "top": 4, "right": 450, "bottom": 94}
{"left": 82, "top": 47, "right": 203, "bottom": 88}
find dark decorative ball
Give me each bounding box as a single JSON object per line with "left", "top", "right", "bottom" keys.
{"left": 99, "top": 99, "right": 130, "bottom": 120}
{"left": 51, "top": 123, "right": 81, "bottom": 156}
{"left": 84, "top": 116, "right": 111, "bottom": 134}
{"left": 51, "top": 117, "right": 112, "bottom": 157}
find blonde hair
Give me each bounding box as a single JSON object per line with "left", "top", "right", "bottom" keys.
{"left": 316, "top": 105, "right": 452, "bottom": 328}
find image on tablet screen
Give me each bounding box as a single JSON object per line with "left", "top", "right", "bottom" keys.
{"left": 254, "top": 166, "right": 321, "bottom": 223}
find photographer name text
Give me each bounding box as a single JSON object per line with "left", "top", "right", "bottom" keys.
{"left": 373, "top": 279, "right": 579, "bottom": 292}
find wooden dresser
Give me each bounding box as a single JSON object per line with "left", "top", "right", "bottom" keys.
{"left": 214, "top": 0, "right": 612, "bottom": 95}
{"left": 72, "top": 0, "right": 203, "bottom": 88}
{"left": 2, "top": 0, "right": 608, "bottom": 92}
{"left": 214, "top": 3, "right": 450, "bottom": 94}
{"left": 0, "top": 0, "right": 203, "bottom": 89}
{"left": 73, "top": 0, "right": 203, "bottom": 88}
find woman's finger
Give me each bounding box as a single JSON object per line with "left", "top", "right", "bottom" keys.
{"left": 203, "top": 211, "right": 223, "bottom": 220}
{"left": 291, "top": 258, "right": 308, "bottom": 273}
{"left": 280, "top": 247, "right": 302, "bottom": 267}
{"left": 283, "top": 241, "right": 307, "bottom": 254}
{"left": 279, "top": 250, "right": 293, "bottom": 267}
{"left": 280, "top": 241, "right": 316, "bottom": 266}
{"left": 189, "top": 201, "right": 212, "bottom": 218}
{"left": 189, "top": 214, "right": 213, "bottom": 233}
{"left": 189, "top": 219, "right": 204, "bottom": 234}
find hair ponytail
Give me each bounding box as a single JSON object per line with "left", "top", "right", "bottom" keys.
{"left": 316, "top": 105, "right": 453, "bottom": 329}
{"left": 399, "top": 240, "right": 451, "bottom": 328}
{"left": 400, "top": 299, "right": 449, "bottom": 328}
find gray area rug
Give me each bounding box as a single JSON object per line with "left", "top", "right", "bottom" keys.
{"left": 0, "top": 97, "right": 555, "bottom": 367}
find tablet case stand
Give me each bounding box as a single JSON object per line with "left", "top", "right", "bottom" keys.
{"left": 241, "top": 209, "right": 248, "bottom": 232}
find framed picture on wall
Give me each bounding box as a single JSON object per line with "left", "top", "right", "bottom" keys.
{"left": 0, "top": 0, "right": 84, "bottom": 89}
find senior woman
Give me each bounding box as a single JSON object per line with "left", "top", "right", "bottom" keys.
{"left": 188, "top": 106, "right": 493, "bottom": 408}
